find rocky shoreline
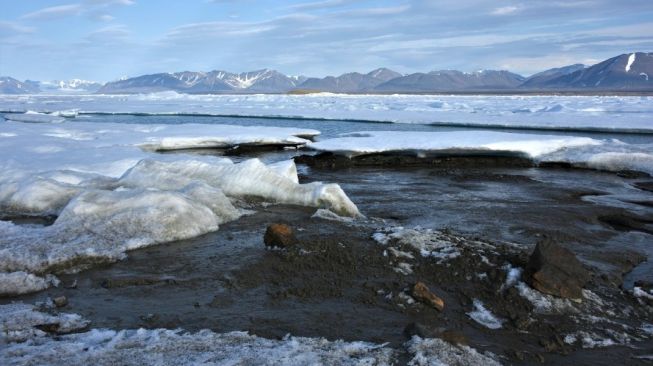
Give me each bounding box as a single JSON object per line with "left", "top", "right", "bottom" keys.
{"left": 3, "top": 156, "right": 652, "bottom": 364}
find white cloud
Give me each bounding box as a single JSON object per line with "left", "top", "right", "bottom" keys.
{"left": 491, "top": 6, "right": 520, "bottom": 16}
{"left": 21, "top": 4, "right": 83, "bottom": 20}
{"left": 289, "top": 0, "right": 360, "bottom": 11}
{"left": 20, "top": 1, "right": 133, "bottom": 22}
{"left": 0, "top": 21, "right": 35, "bottom": 39}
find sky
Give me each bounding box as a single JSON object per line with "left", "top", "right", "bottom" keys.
{"left": 0, "top": 0, "right": 652, "bottom": 81}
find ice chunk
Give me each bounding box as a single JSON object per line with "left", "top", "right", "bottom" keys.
{"left": 311, "top": 208, "right": 355, "bottom": 223}
{"left": 0, "top": 272, "right": 60, "bottom": 296}
{"left": 0, "top": 189, "right": 227, "bottom": 283}
{"left": 0, "top": 303, "right": 89, "bottom": 343}
{"left": 119, "top": 159, "right": 360, "bottom": 217}
{"left": 467, "top": 299, "right": 504, "bottom": 329}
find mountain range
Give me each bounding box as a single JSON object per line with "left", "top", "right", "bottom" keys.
{"left": 1, "top": 52, "right": 651, "bottom": 94}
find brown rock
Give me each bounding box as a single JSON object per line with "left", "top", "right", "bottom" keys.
{"left": 412, "top": 282, "right": 445, "bottom": 311}
{"left": 525, "top": 239, "right": 590, "bottom": 300}
{"left": 264, "top": 223, "right": 297, "bottom": 248}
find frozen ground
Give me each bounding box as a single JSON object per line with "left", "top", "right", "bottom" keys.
{"left": 1, "top": 93, "right": 652, "bottom": 133}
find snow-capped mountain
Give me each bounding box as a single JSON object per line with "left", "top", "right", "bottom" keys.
{"left": 5, "top": 52, "right": 649, "bottom": 95}
{"left": 0, "top": 76, "right": 40, "bottom": 94}
{"left": 38, "top": 79, "right": 104, "bottom": 93}
{"left": 99, "top": 69, "right": 305, "bottom": 94}
{"left": 374, "top": 70, "right": 525, "bottom": 92}
{"left": 525, "top": 53, "right": 653, "bottom": 90}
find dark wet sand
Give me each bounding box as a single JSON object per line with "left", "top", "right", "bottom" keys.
{"left": 4, "top": 163, "right": 653, "bottom": 365}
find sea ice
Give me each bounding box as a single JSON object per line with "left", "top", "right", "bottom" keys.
{"left": 2, "top": 93, "right": 652, "bottom": 133}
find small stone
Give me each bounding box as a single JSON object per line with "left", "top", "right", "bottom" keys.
{"left": 525, "top": 239, "right": 590, "bottom": 300}
{"left": 53, "top": 296, "right": 68, "bottom": 307}
{"left": 264, "top": 223, "right": 297, "bottom": 248}
{"left": 412, "top": 282, "right": 445, "bottom": 311}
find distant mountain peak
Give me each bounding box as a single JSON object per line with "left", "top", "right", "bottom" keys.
{"left": 6, "top": 52, "right": 649, "bottom": 95}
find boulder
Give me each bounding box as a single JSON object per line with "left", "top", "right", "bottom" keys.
{"left": 412, "top": 282, "right": 445, "bottom": 311}
{"left": 525, "top": 240, "right": 590, "bottom": 300}
{"left": 264, "top": 223, "right": 297, "bottom": 248}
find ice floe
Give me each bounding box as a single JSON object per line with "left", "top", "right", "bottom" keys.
{"left": 2, "top": 93, "right": 653, "bottom": 133}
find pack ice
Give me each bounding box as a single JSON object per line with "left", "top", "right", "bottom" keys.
{"left": 0, "top": 119, "right": 360, "bottom": 295}
{"left": 2, "top": 93, "right": 653, "bottom": 133}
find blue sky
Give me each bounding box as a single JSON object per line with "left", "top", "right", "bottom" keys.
{"left": 1, "top": 0, "right": 652, "bottom": 81}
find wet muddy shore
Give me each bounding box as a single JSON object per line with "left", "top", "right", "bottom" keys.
{"left": 3, "top": 156, "right": 653, "bottom": 365}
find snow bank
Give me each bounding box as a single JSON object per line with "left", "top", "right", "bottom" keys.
{"left": 2, "top": 94, "right": 652, "bottom": 133}
{"left": 309, "top": 130, "right": 653, "bottom": 175}
{"left": 0, "top": 121, "right": 359, "bottom": 295}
